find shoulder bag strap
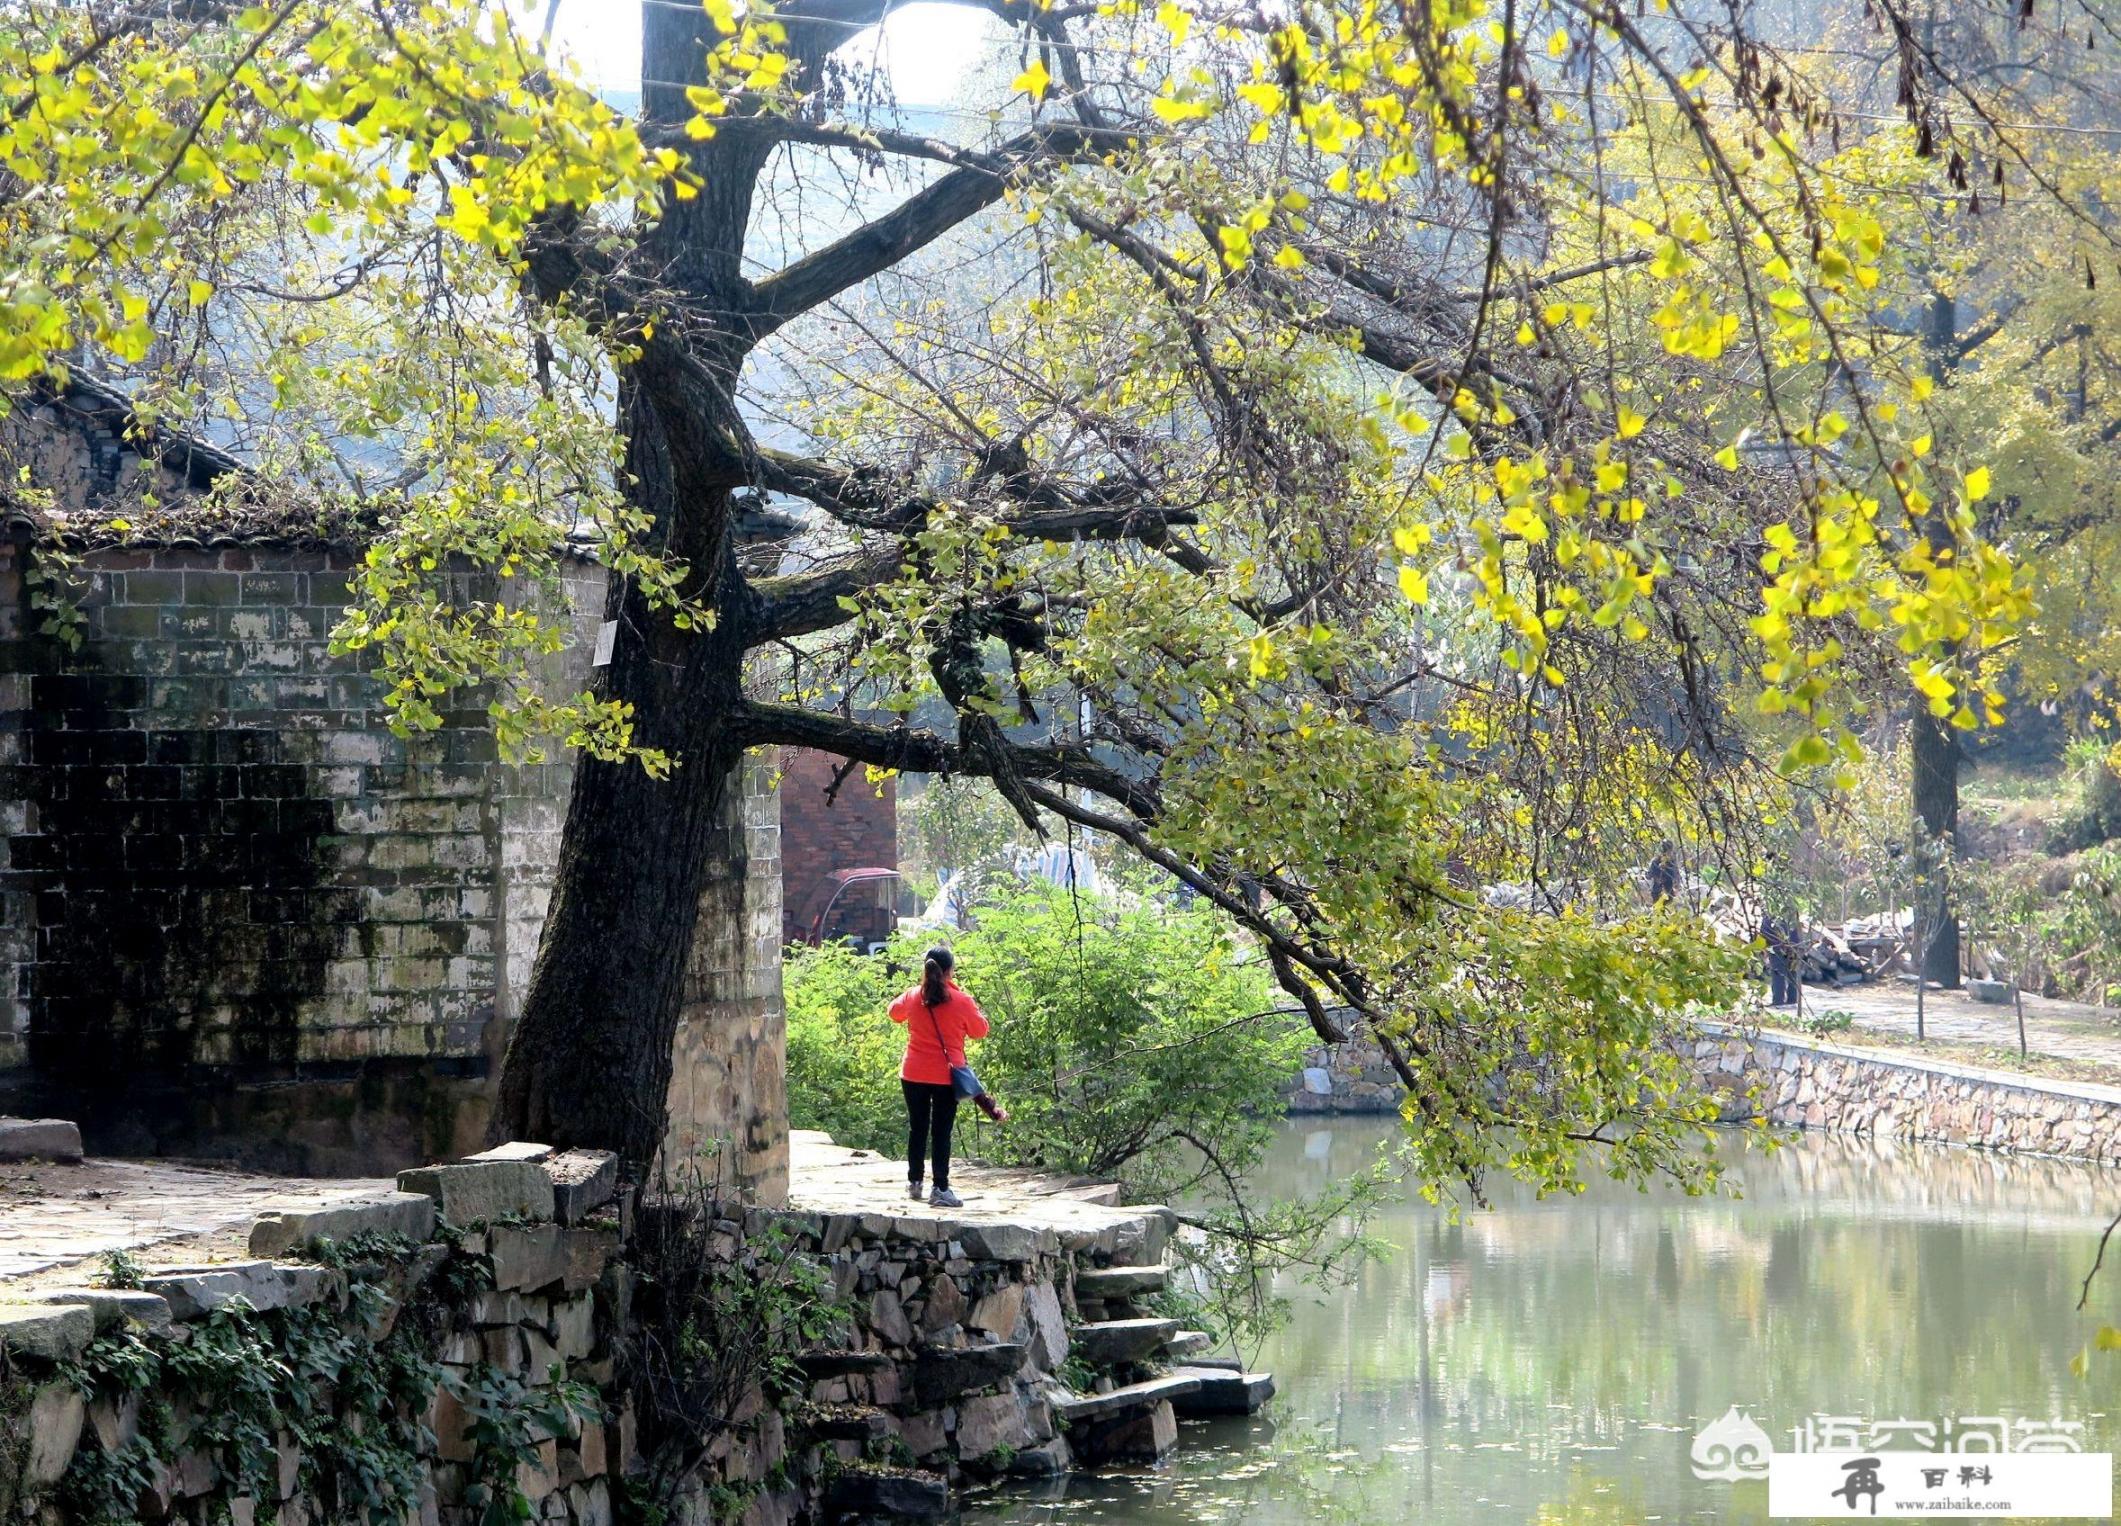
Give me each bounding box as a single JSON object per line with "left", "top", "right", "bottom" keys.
{"left": 924, "top": 997, "right": 958, "bottom": 1068}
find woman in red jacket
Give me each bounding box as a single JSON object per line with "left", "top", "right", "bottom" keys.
{"left": 890, "top": 946, "right": 997, "bottom": 1208}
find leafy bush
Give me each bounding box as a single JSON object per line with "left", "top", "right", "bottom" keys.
{"left": 2047, "top": 739, "right": 2121, "bottom": 854}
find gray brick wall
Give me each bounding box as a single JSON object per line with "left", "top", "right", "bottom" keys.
{"left": 0, "top": 535, "right": 605, "bottom": 1172}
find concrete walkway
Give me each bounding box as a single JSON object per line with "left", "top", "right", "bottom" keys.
{"left": 0, "top": 1159, "right": 392, "bottom": 1284}
{"left": 1791, "top": 979, "right": 2121, "bottom": 1075}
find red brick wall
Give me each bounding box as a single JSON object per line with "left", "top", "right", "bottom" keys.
{"left": 779, "top": 748, "right": 897, "bottom": 944}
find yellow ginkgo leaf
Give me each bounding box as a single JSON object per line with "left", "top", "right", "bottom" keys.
{"left": 1012, "top": 58, "right": 1051, "bottom": 103}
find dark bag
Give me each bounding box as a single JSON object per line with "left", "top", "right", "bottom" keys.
{"left": 925, "top": 1001, "right": 986, "bottom": 1099}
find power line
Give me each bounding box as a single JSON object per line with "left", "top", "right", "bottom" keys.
{"left": 634, "top": 70, "right": 2121, "bottom": 157}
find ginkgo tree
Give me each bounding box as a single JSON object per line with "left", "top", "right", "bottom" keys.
{"left": 0, "top": 0, "right": 2073, "bottom": 1189}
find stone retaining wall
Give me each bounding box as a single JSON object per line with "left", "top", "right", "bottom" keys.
{"left": 0, "top": 1140, "right": 1210, "bottom": 1525}
{"left": 754, "top": 1191, "right": 1178, "bottom": 1496}
{"left": 1686, "top": 1022, "right": 2121, "bottom": 1163}
{"left": 1287, "top": 1035, "right": 1401, "bottom": 1115}
{"left": 0, "top": 1143, "right": 645, "bottom": 1526}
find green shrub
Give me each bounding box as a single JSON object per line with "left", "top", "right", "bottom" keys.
{"left": 2047, "top": 740, "right": 2121, "bottom": 854}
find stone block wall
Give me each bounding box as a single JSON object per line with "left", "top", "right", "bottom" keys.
{"left": 750, "top": 1188, "right": 1184, "bottom": 1502}
{"left": 777, "top": 747, "right": 896, "bottom": 945}
{"left": 1287, "top": 1034, "right": 1402, "bottom": 1115}
{"left": 1, "top": 530, "right": 789, "bottom": 1197}
{"left": 0, "top": 534, "right": 603, "bottom": 1172}
{"left": 1686, "top": 1021, "right": 2121, "bottom": 1162}
{"left": 0, "top": 1138, "right": 1210, "bottom": 1525}
{"left": 0, "top": 1145, "right": 639, "bottom": 1526}
{"left": 667, "top": 756, "right": 788, "bottom": 1203}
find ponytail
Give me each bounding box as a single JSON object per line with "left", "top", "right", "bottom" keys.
{"left": 922, "top": 945, "right": 955, "bottom": 1007}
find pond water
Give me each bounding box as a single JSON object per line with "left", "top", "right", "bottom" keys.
{"left": 979, "top": 1118, "right": 2121, "bottom": 1525}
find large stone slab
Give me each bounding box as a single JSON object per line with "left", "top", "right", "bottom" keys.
{"left": 1047, "top": 1372, "right": 1202, "bottom": 1425}
{"left": 24, "top": 1382, "right": 84, "bottom": 1485}
{"left": 825, "top": 1468, "right": 950, "bottom": 1520}
{"left": 1073, "top": 1264, "right": 1168, "bottom": 1300}
{"left": 955, "top": 1391, "right": 1032, "bottom": 1459}
{"left": 1168, "top": 1366, "right": 1275, "bottom": 1415}
{"left": 1108, "top": 1210, "right": 1174, "bottom": 1268}
{"left": 909, "top": 1343, "right": 1026, "bottom": 1405}
{"left": 0, "top": 1303, "right": 93, "bottom": 1363}
{"left": 248, "top": 1192, "right": 438, "bottom": 1257}
{"left": 0, "top": 1118, "right": 83, "bottom": 1163}
{"left": 968, "top": 1283, "right": 1025, "bottom": 1340}
{"left": 1023, "top": 1282, "right": 1068, "bottom": 1372}
{"left": 545, "top": 1150, "right": 620, "bottom": 1225}
{"left": 397, "top": 1159, "right": 555, "bottom": 1225}
{"left": 142, "top": 1261, "right": 339, "bottom": 1319}
{"left": 956, "top": 1222, "right": 1057, "bottom": 1262}
{"left": 1069, "top": 1316, "right": 1180, "bottom": 1367}
{"left": 34, "top": 1287, "right": 173, "bottom": 1334}
{"left": 489, "top": 1224, "right": 570, "bottom": 1293}
{"left": 465, "top": 1142, "right": 555, "bottom": 1164}
{"left": 796, "top": 1348, "right": 896, "bottom": 1380}
{"left": 1165, "top": 1329, "right": 1212, "bottom": 1360}
{"left": 1006, "top": 1437, "right": 1073, "bottom": 1476}
{"left": 1069, "top": 1397, "right": 1179, "bottom": 1464}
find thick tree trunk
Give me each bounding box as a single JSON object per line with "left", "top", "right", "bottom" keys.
{"left": 490, "top": 2, "right": 792, "bottom": 1172}
{"left": 490, "top": 565, "right": 754, "bottom": 1169}
{"left": 1914, "top": 286, "right": 1961, "bottom": 990}
{"left": 1912, "top": 705, "right": 1961, "bottom": 989}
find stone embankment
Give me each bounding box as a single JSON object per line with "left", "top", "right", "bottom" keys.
{"left": 1686, "top": 1021, "right": 2121, "bottom": 1163}
{"left": 0, "top": 1130, "right": 1270, "bottom": 1525}
{"left": 1292, "top": 1019, "right": 2121, "bottom": 1168}
{"left": 779, "top": 1131, "right": 1272, "bottom": 1516}
{"left": 1287, "top": 1035, "right": 1401, "bottom": 1115}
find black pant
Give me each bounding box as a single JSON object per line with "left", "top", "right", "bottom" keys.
{"left": 1768, "top": 956, "right": 1797, "bottom": 1006}
{"left": 903, "top": 1080, "right": 959, "bottom": 1190}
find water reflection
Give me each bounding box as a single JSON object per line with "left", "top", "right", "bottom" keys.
{"left": 979, "top": 1121, "right": 2121, "bottom": 1524}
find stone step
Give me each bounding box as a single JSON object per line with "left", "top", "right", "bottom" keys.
{"left": 1165, "top": 1329, "right": 1212, "bottom": 1360}
{"left": 796, "top": 1348, "right": 896, "bottom": 1379}
{"left": 1048, "top": 1371, "right": 1203, "bottom": 1425}
{"left": 909, "top": 1342, "right": 1026, "bottom": 1405}
{"left": 1073, "top": 1264, "right": 1169, "bottom": 1299}
{"left": 825, "top": 1466, "right": 951, "bottom": 1520}
{"left": 805, "top": 1404, "right": 895, "bottom": 1442}
{"left": 1069, "top": 1316, "right": 1180, "bottom": 1367}
{"left": 1168, "top": 1365, "right": 1275, "bottom": 1416}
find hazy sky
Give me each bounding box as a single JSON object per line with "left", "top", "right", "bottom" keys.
{"left": 535, "top": 0, "right": 990, "bottom": 104}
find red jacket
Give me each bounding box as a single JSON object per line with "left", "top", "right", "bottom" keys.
{"left": 891, "top": 981, "right": 990, "bottom": 1086}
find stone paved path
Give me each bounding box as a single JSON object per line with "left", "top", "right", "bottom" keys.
{"left": 0, "top": 1159, "right": 392, "bottom": 1284}
{"left": 787, "top": 1130, "right": 1158, "bottom": 1244}
{"left": 1789, "top": 979, "right": 2121, "bottom": 1072}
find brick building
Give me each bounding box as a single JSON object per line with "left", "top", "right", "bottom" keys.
{"left": 777, "top": 746, "right": 899, "bottom": 946}
{"left": 0, "top": 385, "right": 786, "bottom": 1193}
